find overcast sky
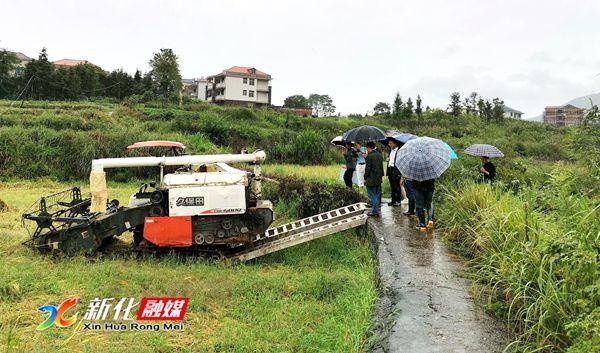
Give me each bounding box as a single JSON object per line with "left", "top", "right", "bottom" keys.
{"left": 1, "top": 0, "right": 599, "bottom": 118}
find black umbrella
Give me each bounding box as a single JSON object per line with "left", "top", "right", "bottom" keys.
{"left": 342, "top": 125, "right": 386, "bottom": 143}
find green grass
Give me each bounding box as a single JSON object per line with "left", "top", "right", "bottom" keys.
{"left": 0, "top": 180, "right": 377, "bottom": 353}
{"left": 438, "top": 177, "right": 599, "bottom": 353}
{"left": 1, "top": 99, "right": 597, "bottom": 352}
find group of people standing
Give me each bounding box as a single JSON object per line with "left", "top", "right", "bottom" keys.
{"left": 343, "top": 138, "right": 496, "bottom": 231}
{"left": 343, "top": 139, "right": 435, "bottom": 231}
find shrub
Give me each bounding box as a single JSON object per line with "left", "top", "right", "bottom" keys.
{"left": 264, "top": 176, "right": 364, "bottom": 219}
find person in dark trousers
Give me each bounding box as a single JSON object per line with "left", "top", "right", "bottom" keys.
{"left": 386, "top": 139, "right": 402, "bottom": 206}
{"left": 364, "top": 141, "right": 384, "bottom": 217}
{"left": 413, "top": 178, "right": 435, "bottom": 231}
{"left": 343, "top": 142, "right": 358, "bottom": 188}
{"left": 401, "top": 176, "right": 415, "bottom": 215}
{"left": 480, "top": 156, "right": 496, "bottom": 183}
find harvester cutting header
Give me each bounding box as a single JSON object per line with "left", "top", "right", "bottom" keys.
{"left": 22, "top": 142, "right": 367, "bottom": 261}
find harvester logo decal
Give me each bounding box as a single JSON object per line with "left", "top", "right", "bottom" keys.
{"left": 176, "top": 196, "right": 204, "bottom": 207}
{"left": 36, "top": 298, "right": 79, "bottom": 331}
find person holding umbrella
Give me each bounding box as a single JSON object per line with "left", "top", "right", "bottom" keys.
{"left": 480, "top": 156, "right": 496, "bottom": 183}
{"left": 464, "top": 144, "right": 504, "bottom": 183}
{"left": 364, "top": 141, "right": 384, "bottom": 217}
{"left": 343, "top": 142, "right": 358, "bottom": 188}
{"left": 386, "top": 139, "right": 403, "bottom": 206}
{"left": 396, "top": 137, "right": 452, "bottom": 231}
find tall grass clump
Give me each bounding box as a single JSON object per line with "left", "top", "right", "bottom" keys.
{"left": 438, "top": 177, "right": 599, "bottom": 353}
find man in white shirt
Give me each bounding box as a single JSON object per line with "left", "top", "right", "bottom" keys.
{"left": 386, "top": 139, "right": 403, "bottom": 206}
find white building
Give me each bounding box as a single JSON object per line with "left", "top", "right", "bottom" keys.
{"left": 203, "top": 66, "right": 272, "bottom": 106}
{"left": 503, "top": 106, "right": 524, "bottom": 119}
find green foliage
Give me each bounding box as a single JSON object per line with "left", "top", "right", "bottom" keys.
{"left": 415, "top": 95, "right": 423, "bottom": 122}
{"left": 392, "top": 92, "right": 403, "bottom": 120}
{"left": 373, "top": 101, "right": 390, "bottom": 115}
{"left": 283, "top": 94, "right": 310, "bottom": 108}
{"left": 308, "top": 93, "right": 336, "bottom": 117}
{"left": 148, "top": 48, "right": 182, "bottom": 99}
{"left": 438, "top": 176, "right": 599, "bottom": 352}
{"left": 449, "top": 91, "right": 462, "bottom": 116}
{"left": 0, "top": 50, "right": 19, "bottom": 98}
{"left": 403, "top": 97, "right": 414, "bottom": 119}
{"left": 264, "top": 176, "right": 364, "bottom": 219}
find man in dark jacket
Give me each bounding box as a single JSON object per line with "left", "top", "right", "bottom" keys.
{"left": 364, "top": 141, "right": 384, "bottom": 217}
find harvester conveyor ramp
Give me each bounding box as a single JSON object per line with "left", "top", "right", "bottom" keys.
{"left": 230, "top": 202, "right": 368, "bottom": 262}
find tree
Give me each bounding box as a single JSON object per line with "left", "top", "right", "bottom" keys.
{"left": 74, "top": 63, "right": 102, "bottom": 97}
{"left": 104, "top": 69, "right": 135, "bottom": 100}
{"left": 403, "top": 97, "right": 414, "bottom": 119}
{"left": 52, "top": 67, "right": 81, "bottom": 100}
{"left": 148, "top": 48, "right": 182, "bottom": 99}
{"left": 466, "top": 92, "right": 479, "bottom": 115}
{"left": 415, "top": 95, "right": 423, "bottom": 122}
{"left": 283, "top": 94, "right": 310, "bottom": 108}
{"left": 133, "top": 69, "right": 144, "bottom": 95}
{"left": 484, "top": 100, "right": 493, "bottom": 121}
{"left": 0, "top": 50, "right": 19, "bottom": 98}
{"left": 373, "top": 102, "right": 391, "bottom": 115}
{"left": 581, "top": 100, "right": 599, "bottom": 127}
{"left": 492, "top": 98, "right": 505, "bottom": 122}
{"left": 477, "top": 98, "right": 486, "bottom": 119}
{"left": 23, "top": 48, "right": 55, "bottom": 99}
{"left": 307, "top": 94, "right": 335, "bottom": 117}
{"left": 448, "top": 92, "right": 462, "bottom": 117}
{"left": 392, "top": 92, "right": 403, "bottom": 118}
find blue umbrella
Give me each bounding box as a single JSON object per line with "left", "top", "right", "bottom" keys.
{"left": 396, "top": 137, "right": 452, "bottom": 181}
{"left": 443, "top": 142, "right": 458, "bottom": 159}
{"left": 391, "top": 133, "right": 418, "bottom": 144}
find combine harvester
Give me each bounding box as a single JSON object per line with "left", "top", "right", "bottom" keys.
{"left": 22, "top": 141, "right": 367, "bottom": 262}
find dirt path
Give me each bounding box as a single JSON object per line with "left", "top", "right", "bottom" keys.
{"left": 368, "top": 203, "right": 509, "bottom": 353}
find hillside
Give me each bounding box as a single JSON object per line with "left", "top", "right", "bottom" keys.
{"left": 0, "top": 100, "right": 571, "bottom": 183}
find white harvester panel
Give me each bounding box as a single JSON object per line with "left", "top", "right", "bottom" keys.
{"left": 168, "top": 185, "right": 246, "bottom": 216}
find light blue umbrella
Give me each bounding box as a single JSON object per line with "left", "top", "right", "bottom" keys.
{"left": 443, "top": 142, "right": 458, "bottom": 159}
{"left": 396, "top": 137, "right": 452, "bottom": 181}
{"left": 391, "top": 133, "right": 418, "bottom": 144}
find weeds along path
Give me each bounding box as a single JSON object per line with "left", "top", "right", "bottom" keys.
{"left": 368, "top": 204, "right": 508, "bottom": 353}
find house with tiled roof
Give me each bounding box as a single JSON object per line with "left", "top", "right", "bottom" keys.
{"left": 502, "top": 106, "right": 524, "bottom": 119}
{"left": 53, "top": 59, "right": 97, "bottom": 68}
{"left": 202, "top": 66, "right": 272, "bottom": 106}
{"left": 6, "top": 51, "right": 32, "bottom": 76}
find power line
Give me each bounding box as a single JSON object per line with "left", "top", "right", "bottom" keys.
{"left": 10, "top": 75, "right": 34, "bottom": 106}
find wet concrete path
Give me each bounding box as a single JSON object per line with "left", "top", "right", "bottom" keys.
{"left": 368, "top": 203, "right": 509, "bottom": 353}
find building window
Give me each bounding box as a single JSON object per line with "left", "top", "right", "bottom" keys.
{"left": 249, "top": 78, "right": 255, "bottom": 86}
{"left": 249, "top": 90, "right": 254, "bottom": 97}
{"left": 243, "top": 90, "right": 247, "bottom": 96}
{"left": 243, "top": 77, "right": 248, "bottom": 84}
